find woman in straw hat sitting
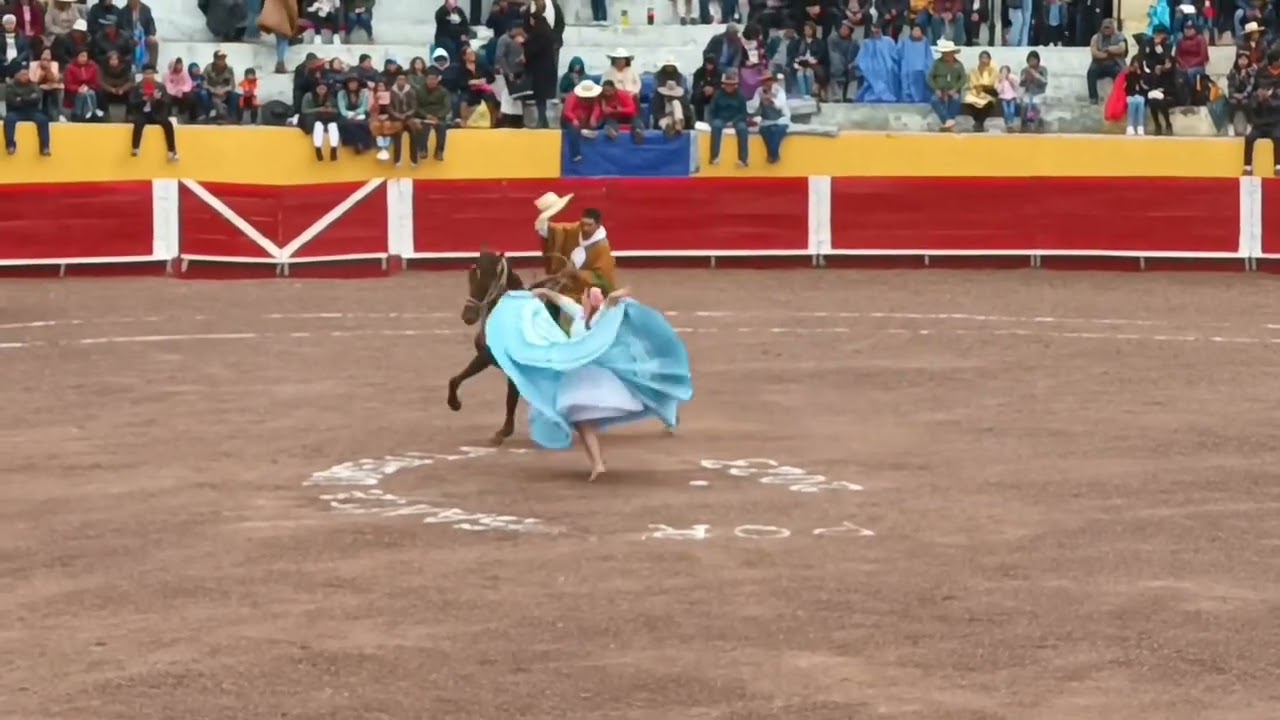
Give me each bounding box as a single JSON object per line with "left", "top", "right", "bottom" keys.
{"left": 602, "top": 47, "right": 640, "bottom": 95}
{"left": 484, "top": 283, "right": 692, "bottom": 482}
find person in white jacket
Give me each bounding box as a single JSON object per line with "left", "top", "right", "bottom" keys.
{"left": 601, "top": 47, "right": 640, "bottom": 95}
{"left": 746, "top": 71, "right": 789, "bottom": 163}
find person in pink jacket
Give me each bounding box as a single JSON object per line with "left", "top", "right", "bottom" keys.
{"left": 163, "top": 57, "right": 195, "bottom": 121}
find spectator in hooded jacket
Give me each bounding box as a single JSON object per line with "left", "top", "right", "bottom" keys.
{"left": 558, "top": 54, "right": 584, "bottom": 97}
{"left": 63, "top": 46, "right": 103, "bottom": 119}
{"left": 99, "top": 49, "right": 132, "bottom": 115}
{"left": 4, "top": 67, "right": 51, "bottom": 156}
{"left": 1243, "top": 49, "right": 1280, "bottom": 176}
{"left": 417, "top": 66, "right": 450, "bottom": 161}
{"left": 163, "top": 56, "right": 197, "bottom": 121}
{"left": 691, "top": 53, "right": 721, "bottom": 121}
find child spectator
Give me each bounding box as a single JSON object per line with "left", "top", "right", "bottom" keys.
{"left": 301, "top": 81, "right": 340, "bottom": 160}
{"left": 30, "top": 48, "right": 64, "bottom": 120}
{"left": 996, "top": 64, "right": 1018, "bottom": 130}
{"left": 1124, "top": 55, "right": 1148, "bottom": 135}
{"left": 239, "top": 67, "right": 260, "bottom": 123}
{"left": 129, "top": 64, "right": 176, "bottom": 160}
{"left": 1227, "top": 51, "right": 1254, "bottom": 136}
{"left": 388, "top": 73, "right": 421, "bottom": 166}
{"left": 99, "top": 49, "right": 132, "bottom": 116}
{"left": 602, "top": 48, "right": 640, "bottom": 95}
{"left": 3, "top": 67, "right": 51, "bottom": 155}
{"left": 1019, "top": 50, "right": 1046, "bottom": 131}
{"left": 561, "top": 79, "right": 601, "bottom": 163}
{"left": 595, "top": 79, "right": 639, "bottom": 140}
{"left": 337, "top": 74, "right": 375, "bottom": 154}
{"left": 558, "top": 55, "right": 584, "bottom": 97}
{"left": 707, "top": 71, "right": 749, "bottom": 167}
{"left": 164, "top": 57, "right": 195, "bottom": 121}
{"left": 418, "top": 67, "right": 450, "bottom": 161}
{"left": 63, "top": 47, "right": 102, "bottom": 120}
{"left": 346, "top": 0, "right": 375, "bottom": 42}
{"left": 748, "top": 71, "right": 789, "bottom": 163}
{"left": 304, "top": 0, "right": 342, "bottom": 43}
{"left": 369, "top": 80, "right": 395, "bottom": 160}
{"left": 203, "top": 49, "right": 238, "bottom": 122}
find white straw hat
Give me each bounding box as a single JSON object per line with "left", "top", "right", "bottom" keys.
{"left": 534, "top": 192, "right": 575, "bottom": 224}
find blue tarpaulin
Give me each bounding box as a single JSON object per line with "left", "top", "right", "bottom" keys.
{"left": 561, "top": 130, "right": 692, "bottom": 178}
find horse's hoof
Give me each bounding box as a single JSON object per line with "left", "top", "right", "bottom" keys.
{"left": 447, "top": 397, "right": 462, "bottom": 412}
{"left": 489, "top": 433, "right": 506, "bottom": 447}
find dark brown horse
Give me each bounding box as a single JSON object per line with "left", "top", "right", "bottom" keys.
{"left": 448, "top": 251, "right": 564, "bottom": 445}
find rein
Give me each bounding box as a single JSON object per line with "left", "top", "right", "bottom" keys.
{"left": 465, "top": 255, "right": 510, "bottom": 322}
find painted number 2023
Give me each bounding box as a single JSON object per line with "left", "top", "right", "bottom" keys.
{"left": 700, "top": 458, "right": 863, "bottom": 493}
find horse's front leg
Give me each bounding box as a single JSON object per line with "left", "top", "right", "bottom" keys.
{"left": 491, "top": 378, "right": 519, "bottom": 446}
{"left": 447, "top": 353, "right": 492, "bottom": 412}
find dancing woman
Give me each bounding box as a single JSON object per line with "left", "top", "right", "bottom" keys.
{"left": 485, "top": 284, "right": 693, "bottom": 482}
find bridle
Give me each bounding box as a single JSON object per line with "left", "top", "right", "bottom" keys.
{"left": 464, "top": 255, "right": 509, "bottom": 322}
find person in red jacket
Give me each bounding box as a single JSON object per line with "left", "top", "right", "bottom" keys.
{"left": 10, "top": 0, "right": 44, "bottom": 44}
{"left": 63, "top": 48, "right": 103, "bottom": 120}
{"left": 561, "top": 78, "right": 601, "bottom": 163}
{"left": 595, "top": 79, "right": 642, "bottom": 143}
{"left": 1174, "top": 20, "right": 1209, "bottom": 84}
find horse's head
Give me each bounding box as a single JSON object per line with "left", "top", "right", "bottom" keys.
{"left": 462, "top": 250, "right": 516, "bottom": 326}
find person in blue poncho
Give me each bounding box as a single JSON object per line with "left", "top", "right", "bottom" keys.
{"left": 897, "top": 25, "right": 932, "bottom": 103}
{"left": 484, "top": 284, "right": 694, "bottom": 482}
{"left": 854, "top": 23, "right": 900, "bottom": 102}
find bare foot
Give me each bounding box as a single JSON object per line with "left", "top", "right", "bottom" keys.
{"left": 664, "top": 425, "right": 676, "bottom": 436}
{"left": 587, "top": 465, "right": 606, "bottom": 483}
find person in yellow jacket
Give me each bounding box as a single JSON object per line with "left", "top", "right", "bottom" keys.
{"left": 533, "top": 191, "right": 619, "bottom": 302}
{"left": 962, "top": 49, "right": 999, "bottom": 132}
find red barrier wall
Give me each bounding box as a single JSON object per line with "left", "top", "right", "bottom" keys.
{"left": 1260, "top": 180, "right": 1280, "bottom": 256}
{"left": 0, "top": 182, "right": 153, "bottom": 261}
{"left": 411, "top": 178, "right": 810, "bottom": 256}
{"left": 178, "top": 181, "right": 388, "bottom": 261}
{"left": 830, "top": 178, "right": 1240, "bottom": 255}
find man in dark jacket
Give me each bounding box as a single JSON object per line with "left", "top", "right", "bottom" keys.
{"left": 707, "top": 71, "right": 748, "bottom": 166}
{"left": 522, "top": 0, "right": 560, "bottom": 128}
{"left": 1243, "top": 49, "right": 1280, "bottom": 175}
{"left": 3, "top": 67, "right": 51, "bottom": 155}
{"left": 87, "top": 0, "right": 125, "bottom": 33}
{"left": 691, "top": 53, "right": 720, "bottom": 122}
{"left": 292, "top": 52, "right": 322, "bottom": 112}
{"left": 129, "top": 63, "right": 177, "bottom": 160}
{"left": 416, "top": 67, "right": 451, "bottom": 160}
{"left": 91, "top": 16, "right": 134, "bottom": 67}
{"left": 119, "top": 0, "right": 159, "bottom": 66}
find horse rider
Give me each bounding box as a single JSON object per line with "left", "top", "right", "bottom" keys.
{"left": 533, "top": 191, "right": 619, "bottom": 317}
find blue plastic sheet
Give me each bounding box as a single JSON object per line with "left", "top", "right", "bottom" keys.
{"left": 561, "top": 130, "right": 692, "bottom": 178}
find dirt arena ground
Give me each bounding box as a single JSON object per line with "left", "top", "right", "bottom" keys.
{"left": 3, "top": 269, "right": 1280, "bottom": 720}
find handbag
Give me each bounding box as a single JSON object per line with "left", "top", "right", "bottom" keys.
{"left": 507, "top": 73, "right": 533, "bottom": 99}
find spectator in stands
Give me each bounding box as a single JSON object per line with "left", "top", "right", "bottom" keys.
{"left": 353, "top": 52, "right": 378, "bottom": 85}
{"left": 30, "top": 47, "right": 63, "bottom": 120}
{"left": 826, "top": 22, "right": 856, "bottom": 100}
{"left": 240, "top": 67, "right": 260, "bottom": 123}
{"left": 905, "top": 0, "right": 931, "bottom": 37}
{"left": 387, "top": 73, "right": 421, "bottom": 165}
{"left": 188, "top": 60, "right": 209, "bottom": 115}
{"left": 418, "top": 67, "right": 450, "bottom": 160}
{"left": 493, "top": 23, "right": 526, "bottom": 126}
{"left": 927, "top": 40, "right": 963, "bottom": 130}
{"left": 1227, "top": 51, "right": 1254, "bottom": 135}
{"left": 346, "top": 0, "right": 375, "bottom": 42}
{"left": 561, "top": 78, "right": 600, "bottom": 163}
{"left": 86, "top": 0, "right": 122, "bottom": 34}
{"left": 58, "top": 17, "right": 91, "bottom": 65}
{"left": 932, "top": 0, "right": 963, "bottom": 42}
{"left": 588, "top": 0, "right": 607, "bottom": 24}
{"left": 4, "top": 67, "right": 51, "bottom": 155}
{"left": 843, "top": 0, "right": 870, "bottom": 37}
{"left": 654, "top": 57, "right": 684, "bottom": 92}
{"left": 203, "top": 49, "right": 239, "bottom": 121}
{"left": 63, "top": 47, "right": 102, "bottom": 119}
{"left": 707, "top": 71, "right": 749, "bottom": 166}
{"left": 1085, "top": 18, "right": 1125, "bottom": 104}
{"left": 900, "top": 23, "right": 932, "bottom": 101}
{"left": 739, "top": 23, "right": 768, "bottom": 98}
{"left": 1140, "top": 29, "right": 1174, "bottom": 135}
{"left": 44, "top": 1, "right": 85, "bottom": 61}
{"left": 1175, "top": 20, "right": 1208, "bottom": 84}
{"left": 338, "top": 74, "right": 375, "bottom": 153}
{"left": 602, "top": 48, "right": 640, "bottom": 94}
{"left": 522, "top": 0, "right": 559, "bottom": 128}
{"left": 963, "top": 0, "right": 992, "bottom": 45}
{"left": 290, "top": 52, "right": 321, "bottom": 109}
{"left": 304, "top": 0, "right": 341, "bottom": 43}
{"left": 558, "top": 54, "right": 584, "bottom": 96}
{"left": 324, "top": 56, "right": 348, "bottom": 87}
{"left": 670, "top": 0, "right": 695, "bottom": 26}
{"left": 99, "top": 50, "right": 131, "bottom": 115}
{"left": 1123, "top": 54, "right": 1148, "bottom": 135}
{"left": 1019, "top": 49, "right": 1046, "bottom": 130}
{"left": 995, "top": 65, "right": 1018, "bottom": 129}
{"left": 595, "top": 79, "right": 639, "bottom": 140}
{"left": 766, "top": 23, "right": 793, "bottom": 73}
{"left": 11, "top": 0, "right": 44, "bottom": 50}
{"left": 129, "top": 64, "right": 177, "bottom": 159}
{"left": 749, "top": 71, "right": 788, "bottom": 163}
{"left": 789, "top": 21, "right": 827, "bottom": 98}
{"left": 163, "top": 57, "right": 197, "bottom": 121}
{"left": 120, "top": 0, "right": 156, "bottom": 67}
{"left": 92, "top": 16, "right": 132, "bottom": 69}
{"left": 301, "top": 80, "right": 340, "bottom": 159}
{"left": 1238, "top": 22, "right": 1265, "bottom": 66}
{"left": 1243, "top": 49, "right": 1280, "bottom": 175}
{"left": 650, "top": 79, "right": 689, "bottom": 136}
{"left": 691, "top": 52, "right": 720, "bottom": 120}
{"left": 435, "top": 0, "right": 471, "bottom": 61}
{"left": 703, "top": 23, "right": 741, "bottom": 72}
{"left": 1235, "top": 0, "right": 1266, "bottom": 39}
{"left": 962, "top": 49, "right": 996, "bottom": 131}
{"left": 1, "top": 13, "right": 32, "bottom": 80}
{"left": 1005, "top": 0, "right": 1029, "bottom": 45}
{"left": 368, "top": 80, "right": 395, "bottom": 159}
{"left": 875, "top": 0, "right": 906, "bottom": 38}
{"left": 486, "top": 0, "right": 523, "bottom": 35}
{"left": 449, "top": 45, "right": 496, "bottom": 126}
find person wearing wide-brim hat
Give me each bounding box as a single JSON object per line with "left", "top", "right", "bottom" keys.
{"left": 562, "top": 79, "right": 603, "bottom": 163}
{"left": 752, "top": 72, "right": 790, "bottom": 164}
{"left": 651, "top": 79, "right": 691, "bottom": 137}
{"left": 927, "top": 39, "right": 965, "bottom": 131}
{"left": 602, "top": 47, "right": 640, "bottom": 94}
{"left": 707, "top": 70, "right": 750, "bottom": 166}
{"left": 532, "top": 192, "right": 619, "bottom": 326}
